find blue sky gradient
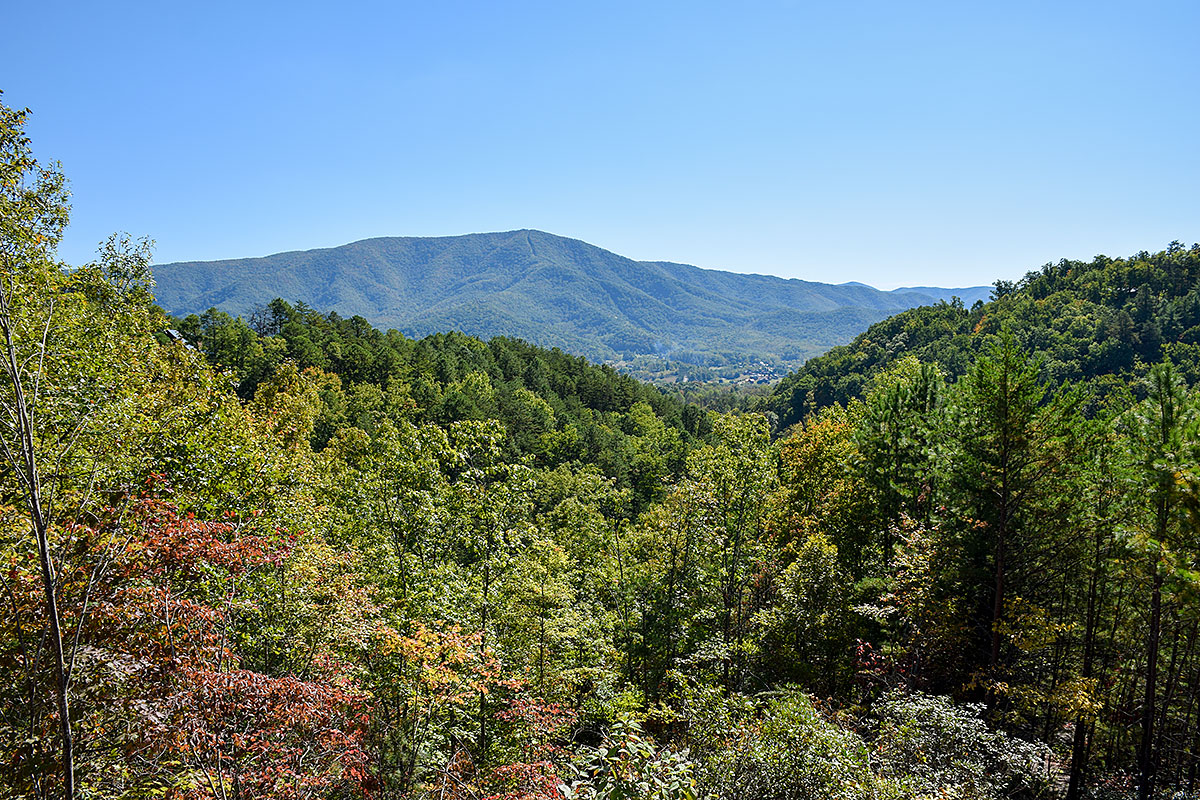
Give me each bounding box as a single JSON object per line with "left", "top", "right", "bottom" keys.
{"left": 6, "top": 0, "right": 1198, "bottom": 288}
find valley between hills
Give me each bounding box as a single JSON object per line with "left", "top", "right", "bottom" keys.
{"left": 152, "top": 229, "right": 989, "bottom": 383}
{"left": 9, "top": 85, "right": 1200, "bottom": 800}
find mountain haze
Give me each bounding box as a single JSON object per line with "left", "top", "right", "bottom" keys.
{"left": 152, "top": 230, "right": 988, "bottom": 376}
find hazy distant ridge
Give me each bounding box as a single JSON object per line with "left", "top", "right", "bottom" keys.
{"left": 152, "top": 230, "right": 989, "bottom": 368}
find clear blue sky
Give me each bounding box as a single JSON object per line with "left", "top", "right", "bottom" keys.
{"left": 6, "top": 0, "right": 1198, "bottom": 289}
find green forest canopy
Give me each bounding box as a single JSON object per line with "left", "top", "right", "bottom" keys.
{"left": 3, "top": 92, "right": 1199, "bottom": 800}
{"left": 771, "top": 242, "right": 1200, "bottom": 428}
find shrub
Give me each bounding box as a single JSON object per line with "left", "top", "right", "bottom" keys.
{"left": 564, "top": 719, "right": 697, "bottom": 800}
{"left": 871, "top": 691, "right": 1052, "bottom": 799}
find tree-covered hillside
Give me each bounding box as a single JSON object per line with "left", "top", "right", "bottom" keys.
{"left": 171, "top": 298, "right": 706, "bottom": 512}
{"left": 771, "top": 243, "right": 1200, "bottom": 428}
{"left": 151, "top": 230, "right": 987, "bottom": 381}
{"left": 5, "top": 93, "right": 1199, "bottom": 800}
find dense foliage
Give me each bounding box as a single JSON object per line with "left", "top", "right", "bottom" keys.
{"left": 172, "top": 299, "right": 705, "bottom": 513}
{"left": 3, "top": 93, "right": 1199, "bottom": 800}
{"left": 771, "top": 243, "right": 1200, "bottom": 427}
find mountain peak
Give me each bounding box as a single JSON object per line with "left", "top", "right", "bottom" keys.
{"left": 152, "top": 232, "right": 987, "bottom": 377}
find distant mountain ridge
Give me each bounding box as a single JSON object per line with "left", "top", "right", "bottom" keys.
{"left": 151, "top": 230, "right": 988, "bottom": 375}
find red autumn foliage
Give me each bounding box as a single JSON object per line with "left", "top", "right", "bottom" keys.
{"left": 420, "top": 690, "right": 577, "bottom": 800}
{"left": 0, "top": 486, "right": 375, "bottom": 799}
{"left": 163, "top": 667, "right": 371, "bottom": 800}
{"left": 482, "top": 695, "right": 577, "bottom": 800}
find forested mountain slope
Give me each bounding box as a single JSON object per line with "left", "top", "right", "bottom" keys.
{"left": 152, "top": 230, "right": 987, "bottom": 374}
{"left": 771, "top": 242, "right": 1200, "bottom": 427}
{"left": 172, "top": 298, "right": 706, "bottom": 512}
{"left": 6, "top": 95, "right": 1200, "bottom": 800}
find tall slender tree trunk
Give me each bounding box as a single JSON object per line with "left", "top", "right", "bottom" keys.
{"left": 1139, "top": 451, "right": 1173, "bottom": 800}
{"left": 478, "top": 550, "right": 490, "bottom": 768}
{"left": 989, "top": 362, "right": 1012, "bottom": 677}
{"left": 1, "top": 290, "right": 74, "bottom": 800}
{"left": 990, "top": 532, "right": 1006, "bottom": 670}
{"left": 1066, "top": 522, "right": 1106, "bottom": 800}
{"left": 1138, "top": 569, "right": 1163, "bottom": 800}
{"left": 1160, "top": 620, "right": 1198, "bottom": 790}
{"left": 989, "top": 453, "right": 1009, "bottom": 674}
